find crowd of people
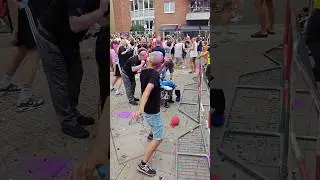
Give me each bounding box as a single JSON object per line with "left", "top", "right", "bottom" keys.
{"left": 0, "top": 0, "right": 109, "bottom": 179}
{"left": 109, "top": 33, "right": 210, "bottom": 104}
{"left": 109, "top": 32, "right": 210, "bottom": 176}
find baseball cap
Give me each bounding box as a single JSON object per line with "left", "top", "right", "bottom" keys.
{"left": 170, "top": 115, "right": 180, "bottom": 128}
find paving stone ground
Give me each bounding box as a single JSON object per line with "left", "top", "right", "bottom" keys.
{"left": 0, "top": 33, "right": 209, "bottom": 180}
{"left": 109, "top": 67, "right": 209, "bottom": 179}
{"left": 0, "top": 35, "right": 101, "bottom": 180}
{"left": 211, "top": 24, "right": 317, "bottom": 179}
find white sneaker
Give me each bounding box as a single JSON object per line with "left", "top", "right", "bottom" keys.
{"left": 115, "top": 90, "right": 123, "bottom": 96}
{"left": 231, "top": 15, "right": 243, "bottom": 23}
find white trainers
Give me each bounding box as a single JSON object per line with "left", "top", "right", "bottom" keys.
{"left": 115, "top": 90, "right": 123, "bottom": 96}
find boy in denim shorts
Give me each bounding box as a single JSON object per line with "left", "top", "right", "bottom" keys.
{"left": 133, "top": 51, "right": 164, "bottom": 177}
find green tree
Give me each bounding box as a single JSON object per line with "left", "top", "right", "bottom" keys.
{"left": 130, "top": 24, "right": 145, "bottom": 32}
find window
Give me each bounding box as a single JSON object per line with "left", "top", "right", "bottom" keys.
{"left": 149, "top": 0, "right": 153, "bottom": 8}
{"left": 150, "top": 20, "right": 154, "bottom": 29}
{"left": 138, "top": 0, "right": 143, "bottom": 10}
{"left": 144, "top": 0, "right": 148, "bottom": 9}
{"left": 134, "top": 0, "right": 138, "bottom": 10}
{"left": 131, "top": 1, "right": 134, "bottom": 11}
{"left": 164, "top": 1, "right": 175, "bottom": 13}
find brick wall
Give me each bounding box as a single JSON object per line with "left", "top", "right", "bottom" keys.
{"left": 154, "top": 0, "right": 189, "bottom": 32}
{"left": 112, "top": 0, "right": 132, "bottom": 32}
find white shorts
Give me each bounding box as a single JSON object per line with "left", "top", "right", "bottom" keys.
{"left": 190, "top": 51, "right": 198, "bottom": 58}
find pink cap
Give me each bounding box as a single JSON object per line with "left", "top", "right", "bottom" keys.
{"left": 170, "top": 115, "right": 180, "bottom": 128}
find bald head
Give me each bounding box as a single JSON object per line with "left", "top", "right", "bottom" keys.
{"left": 148, "top": 51, "right": 163, "bottom": 67}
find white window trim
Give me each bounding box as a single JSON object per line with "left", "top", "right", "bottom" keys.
{"left": 164, "top": 1, "right": 175, "bottom": 14}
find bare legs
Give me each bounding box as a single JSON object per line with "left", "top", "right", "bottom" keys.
{"left": 189, "top": 58, "right": 196, "bottom": 73}
{"left": 142, "top": 140, "right": 162, "bottom": 163}
{"left": 252, "top": 0, "right": 275, "bottom": 37}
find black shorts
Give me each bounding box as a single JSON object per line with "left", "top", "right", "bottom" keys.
{"left": 15, "top": 9, "right": 36, "bottom": 49}
{"left": 114, "top": 65, "right": 121, "bottom": 77}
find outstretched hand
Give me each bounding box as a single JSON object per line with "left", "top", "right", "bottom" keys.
{"left": 132, "top": 111, "right": 142, "bottom": 121}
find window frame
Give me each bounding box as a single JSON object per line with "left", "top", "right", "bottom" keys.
{"left": 164, "top": 1, "right": 175, "bottom": 14}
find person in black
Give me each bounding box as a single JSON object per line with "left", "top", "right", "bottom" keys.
{"left": 197, "top": 36, "right": 203, "bottom": 55}
{"left": 133, "top": 51, "right": 164, "bottom": 177}
{"left": 113, "top": 39, "right": 132, "bottom": 96}
{"left": 121, "top": 48, "right": 148, "bottom": 105}
{"left": 95, "top": 25, "right": 108, "bottom": 111}
{"left": 0, "top": 0, "right": 44, "bottom": 112}
{"left": 151, "top": 39, "right": 165, "bottom": 57}
{"left": 35, "top": 0, "right": 108, "bottom": 138}
{"left": 306, "top": 4, "right": 320, "bottom": 82}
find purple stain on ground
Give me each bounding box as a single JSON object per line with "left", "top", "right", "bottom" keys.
{"left": 294, "top": 100, "right": 304, "bottom": 108}
{"left": 21, "top": 156, "right": 75, "bottom": 178}
{"left": 116, "top": 111, "right": 132, "bottom": 118}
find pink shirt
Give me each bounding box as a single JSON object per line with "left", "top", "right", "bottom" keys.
{"left": 110, "top": 49, "right": 118, "bottom": 63}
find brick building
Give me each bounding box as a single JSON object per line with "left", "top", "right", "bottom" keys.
{"left": 155, "top": 0, "right": 210, "bottom": 36}
{"left": 111, "top": 0, "right": 131, "bottom": 32}
{"left": 113, "top": 0, "right": 210, "bottom": 35}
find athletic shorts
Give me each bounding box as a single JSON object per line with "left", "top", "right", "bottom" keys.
{"left": 15, "top": 9, "right": 36, "bottom": 49}
{"left": 114, "top": 64, "right": 121, "bottom": 77}
{"left": 142, "top": 113, "right": 164, "bottom": 140}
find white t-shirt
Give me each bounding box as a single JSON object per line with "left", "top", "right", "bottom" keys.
{"left": 190, "top": 42, "right": 198, "bottom": 58}
{"left": 174, "top": 42, "right": 184, "bottom": 58}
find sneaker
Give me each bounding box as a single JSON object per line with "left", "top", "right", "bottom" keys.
{"left": 61, "top": 124, "right": 90, "bottom": 139}
{"left": 115, "top": 90, "right": 123, "bottom": 96}
{"left": 16, "top": 97, "right": 45, "bottom": 112}
{"left": 267, "top": 30, "right": 276, "bottom": 35}
{"left": 231, "top": 15, "right": 243, "bottom": 23}
{"left": 134, "top": 97, "right": 139, "bottom": 101}
{"left": 250, "top": 31, "right": 268, "bottom": 38}
{"left": 129, "top": 101, "right": 138, "bottom": 106}
{"left": 77, "top": 115, "right": 95, "bottom": 126}
{"left": 147, "top": 133, "right": 153, "bottom": 140}
{"left": 0, "top": 83, "right": 21, "bottom": 96}
{"left": 137, "top": 163, "right": 156, "bottom": 176}
{"left": 110, "top": 87, "right": 115, "bottom": 92}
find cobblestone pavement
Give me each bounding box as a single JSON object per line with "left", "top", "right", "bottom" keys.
{"left": 0, "top": 35, "right": 101, "bottom": 180}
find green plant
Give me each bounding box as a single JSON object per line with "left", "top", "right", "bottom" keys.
{"left": 130, "top": 24, "right": 145, "bottom": 32}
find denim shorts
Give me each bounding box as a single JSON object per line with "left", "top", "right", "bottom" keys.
{"left": 142, "top": 113, "right": 164, "bottom": 140}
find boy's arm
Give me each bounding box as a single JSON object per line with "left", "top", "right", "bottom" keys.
{"left": 138, "top": 83, "right": 154, "bottom": 113}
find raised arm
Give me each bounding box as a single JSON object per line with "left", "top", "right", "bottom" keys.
{"left": 69, "top": 0, "right": 108, "bottom": 33}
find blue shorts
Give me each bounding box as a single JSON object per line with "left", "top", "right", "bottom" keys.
{"left": 142, "top": 113, "right": 164, "bottom": 140}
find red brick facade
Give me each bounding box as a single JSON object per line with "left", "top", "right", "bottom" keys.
{"left": 154, "top": 0, "right": 188, "bottom": 32}
{"left": 112, "top": 0, "right": 132, "bottom": 32}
